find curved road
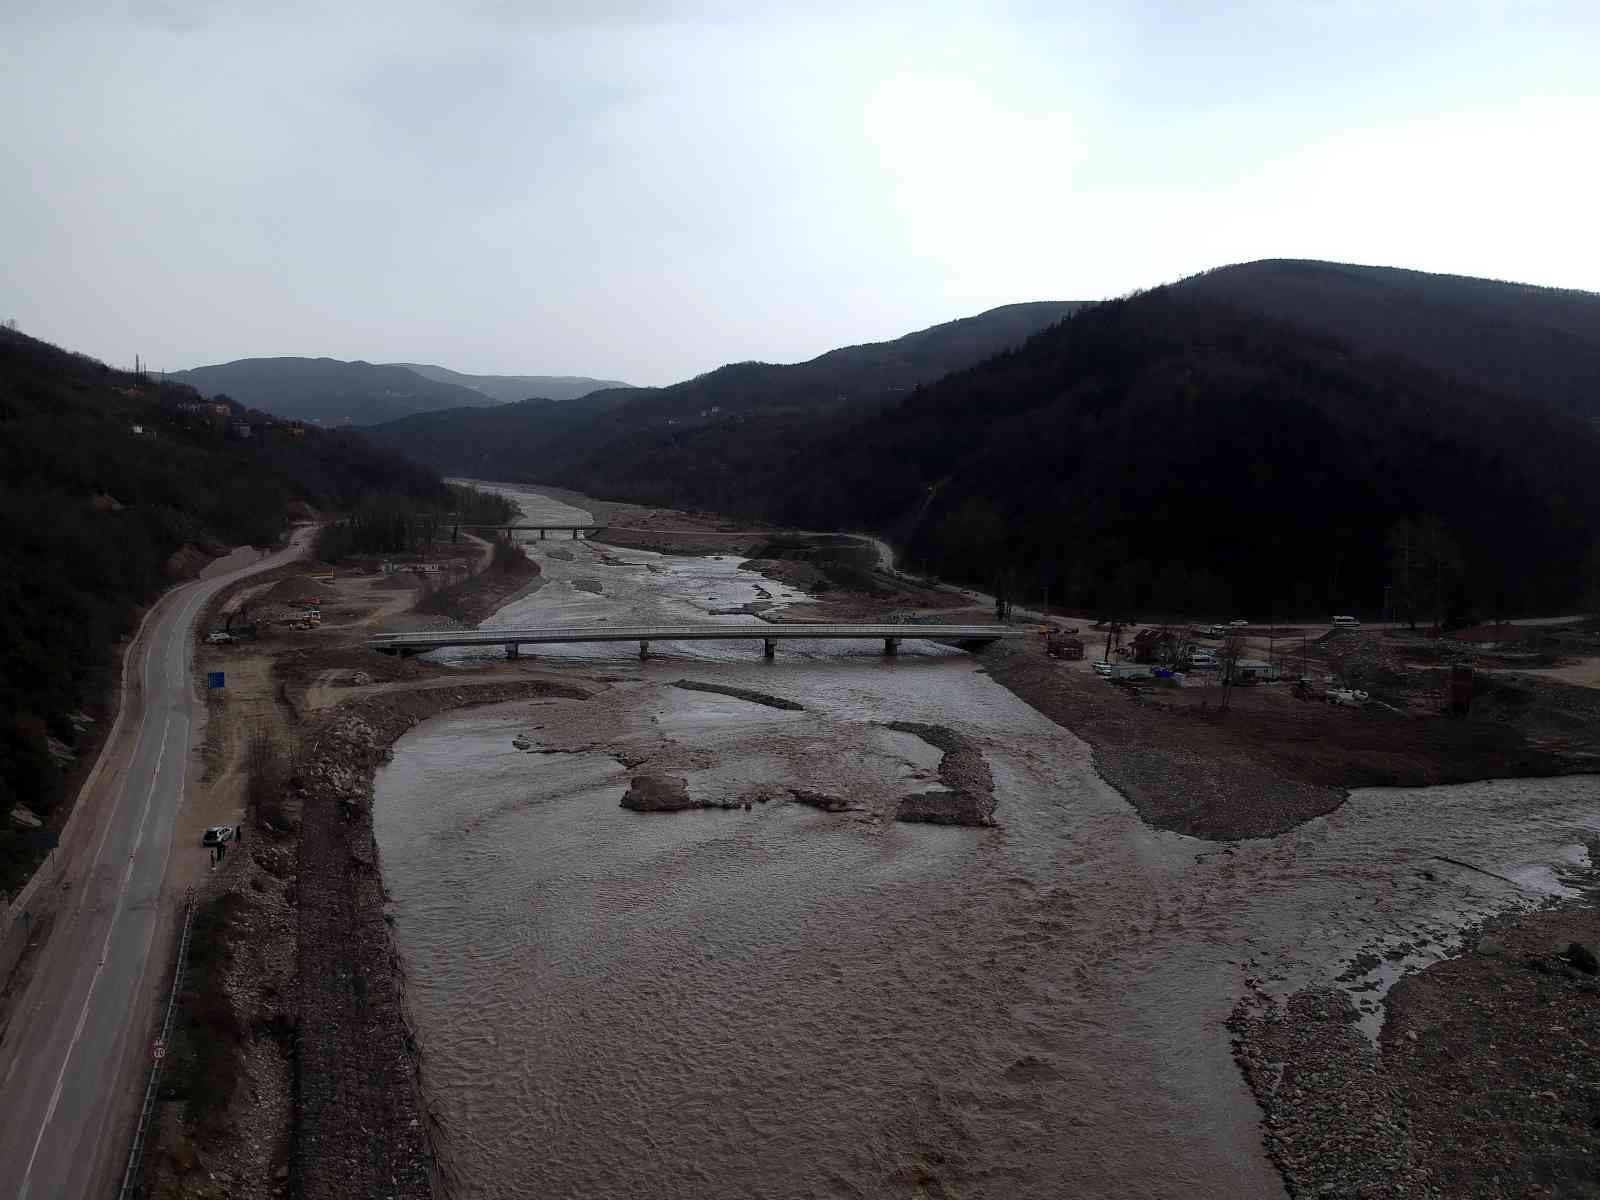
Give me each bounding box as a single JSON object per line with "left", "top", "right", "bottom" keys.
{"left": 0, "top": 527, "right": 311, "bottom": 1199}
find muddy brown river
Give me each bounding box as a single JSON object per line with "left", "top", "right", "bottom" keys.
{"left": 374, "top": 485, "right": 1600, "bottom": 1198}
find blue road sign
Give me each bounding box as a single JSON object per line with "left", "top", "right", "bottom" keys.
{"left": 207, "top": 671, "right": 225, "bottom": 689}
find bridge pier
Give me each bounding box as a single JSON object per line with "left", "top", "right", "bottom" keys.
{"left": 506, "top": 643, "right": 519, "bottom": 660}
{"left": 539, "top": 528, "right": 547, "bottom": 539}
{"left": 571, "top": 529, "right": 579, "bottom": 539}
{"left": 763, "top": 638, "right": 776, "bottom": 659}
{"left": 639, "top": 640, "right": 651, "bottom": 661}
{"left": 884, "top": 637, "right": 900, "bottom": 656}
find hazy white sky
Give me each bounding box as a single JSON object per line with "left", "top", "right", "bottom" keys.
{"left": 3, "top": 1, "right": 1596, "bottom": 384}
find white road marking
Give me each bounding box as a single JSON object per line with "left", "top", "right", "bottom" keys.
{"left": 19, "top": 717, "right": 171, "bottom": 1200}
{"left": 7, "top": 530, "right": 305, "bottom": 1198}
{"left": 16, "top": 580, "right": 213, "bottom": 1199}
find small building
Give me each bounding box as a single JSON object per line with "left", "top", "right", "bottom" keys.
{"left": 1229, "top": 659, "right": 1282, "bottom": 684}
{"left": 1045, "top": 630, "right": 1085, "bottom": 659}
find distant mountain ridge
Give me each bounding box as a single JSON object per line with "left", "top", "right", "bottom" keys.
{"left": 168, "top": 357, "right": 626, "bottom": 426}
{"left": 362, "top": 258, "right": 1600, "bottom": 622}
{"left": 390, "top": 363, "right": 631, "bottom": 405}
{"left": 360, "top": 300, "right": 1086, "bottom": 479}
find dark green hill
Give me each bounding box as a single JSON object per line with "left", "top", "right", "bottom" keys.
{"left": 0, "top": 328, "right": 445, "bottom": 890}
{"left": 360, "top": 301, "right": 1084, "bottom": 478}
{"left": 1177, "top": 260, "right": 1600, "bottom": 421}
{"left": 765, "top": 289, "right": 1600, "bottom": 620}
{"left": 169, "top": 357, "right": 496, "bottom": 425}
{"left": 391, "top": 363, "right": 630, "bottom": 405}
{"left": 531, "top": 288, "right": 1600, "bottom": 623}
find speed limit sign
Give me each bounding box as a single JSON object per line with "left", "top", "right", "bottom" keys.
{"left": 151, "top": 1039, "right": 166, "bottom": 1061}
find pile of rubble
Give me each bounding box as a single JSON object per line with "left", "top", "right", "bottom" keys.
{"left": 1318, "top": 630, "right": 1411, "bottom": 688}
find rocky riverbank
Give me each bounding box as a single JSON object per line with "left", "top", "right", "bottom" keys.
{"left": 293, "top": 680, "right": 590, "bottom": 1199}
{"left": 1230, "top": 885, "right": 1600, "bottom": 1199}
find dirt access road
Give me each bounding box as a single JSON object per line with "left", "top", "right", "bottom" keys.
{"left": 0, "top": 526, "right": 315, "bottom": 1200}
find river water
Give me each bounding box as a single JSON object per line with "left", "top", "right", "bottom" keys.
{"left": 375, "top": 485, "right": 1600, "bottom": 1199}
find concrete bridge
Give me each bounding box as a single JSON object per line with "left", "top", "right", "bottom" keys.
{"left": 476, "top": 523, "right": 605, "bottom": 540}
{"left": 368, "top": 622, "right": 1039, "bottom": 660}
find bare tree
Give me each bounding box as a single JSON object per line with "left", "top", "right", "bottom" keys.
{"left": 1218, "top": 632, "right": 1245, "bottom": 711}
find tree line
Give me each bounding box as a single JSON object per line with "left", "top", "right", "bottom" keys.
{"left": 0, "top": 327, "right": 449, "bottom": 895}
{"left": 541, "top": 291, "right": 1600, "bottom": 624}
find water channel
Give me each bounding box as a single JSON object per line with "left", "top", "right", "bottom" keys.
{"left": 374, "top": 484, "right": 1600, "bottom": 1198}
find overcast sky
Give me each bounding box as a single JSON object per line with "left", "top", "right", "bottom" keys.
{"left": 3, "top": 1, "right": 1596, "bottom": 385}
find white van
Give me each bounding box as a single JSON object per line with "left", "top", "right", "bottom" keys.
{"left": 1331, "top": 615, "right": 1361, "bottom": 628}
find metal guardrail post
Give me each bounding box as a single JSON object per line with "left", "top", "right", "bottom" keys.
{"left": 117, "top": 885, "right": 197, "bottom": 1199}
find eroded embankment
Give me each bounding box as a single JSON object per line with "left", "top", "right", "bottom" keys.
{"left": 1231, "top": 891, "right": 1600, "bottom": 1200}
{"left": 984, "top": 641, "right": 1583, "bottom": 840}
{"left": 293, "top": 679, "right": 591, "bottom": 1200}
{"left": 885, "top": 721, "right": 997, "bottom": 826}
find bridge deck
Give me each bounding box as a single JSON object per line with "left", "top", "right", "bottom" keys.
{"left": 368, "top": 623, "right": 1037, "bottom": 653}
{"left": 479, "top": 523, "right": 605, "bottom": 530}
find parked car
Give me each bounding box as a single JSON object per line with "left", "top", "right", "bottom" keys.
{"left": 1187, "top": 651, "right": 1219, "bottom": 668}
{"left": 201, "top": 825, "right": 234, "bottom": 846}
{"left": 1093, "top": 661, "right": 1114, "bottom": 678}
{"left": 1331, "top": 615, "right": 1361, "bottom": 628}
{"left": 206, "top": 631, "right": 232, "bottom": 644}
{"left": 1228, "top": 619, "right": 1249, "bottom": 628}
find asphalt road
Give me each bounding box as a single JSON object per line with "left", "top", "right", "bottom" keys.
{"left": 0, "top": 529, "right": 310, "bottom": 1199}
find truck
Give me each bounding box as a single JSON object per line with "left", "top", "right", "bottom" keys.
{"left": 1094, "top": 662, "right": 1155, "bottom": 681}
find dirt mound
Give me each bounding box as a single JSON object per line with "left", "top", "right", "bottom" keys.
{"left": 671, "top": 680, "right": 803, "bottom": 711}
{"left": 620, "top": 773, "right": 698, "bottom": 812}
{"left": 886, "top": 722, "right": 997, "bottom": 826}
{"left": 264, "top": 575, "right": 326, "bottom": 603}
{"left": 1317, "top": 630, "right": 1408, "bottom": 687}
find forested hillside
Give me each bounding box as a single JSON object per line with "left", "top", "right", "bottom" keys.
{"left": 1177, "top": 260, "right": 1600, "bottom": 422}
{"left": 0, "top": 328, "right": 445, "bottom": 892}
{"left": 360, "top": 301, "right": 1083, "bottom": 478}
{"left": 572, "top": 290, "right": 1600, "bottom": 623}
{"left": 358, "top": 270, "right": 1600, "bottom": 624}
{"left": 804, "top": 290, "right": 1600, "bottom": 621}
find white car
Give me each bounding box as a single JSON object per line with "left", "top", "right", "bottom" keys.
{"left": 1092, "top": 661, "right": 1114, "bottom": 678}
{"left": 1326, "top": 688, "right": 1369, "bottom": 707}
{"left": 1228, "top": 619, "right": 1249, "bottom": 628}
{"left": 201, "top": 825, "right": 234, "bottom": 846}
